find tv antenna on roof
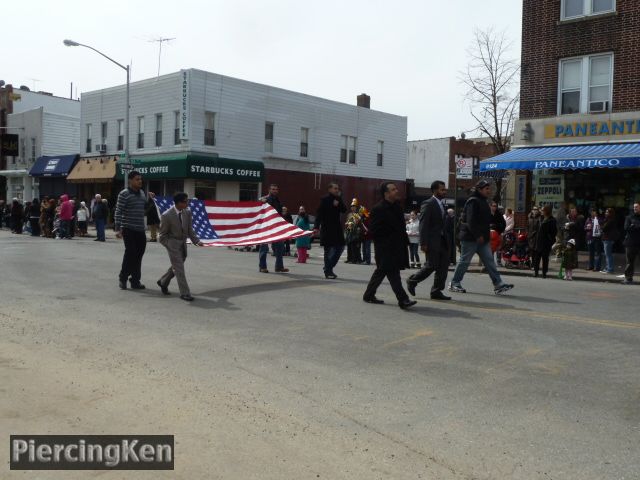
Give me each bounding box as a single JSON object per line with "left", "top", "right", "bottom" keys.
{"left": 149, "top": 37, "right": 176, "bottom": 77}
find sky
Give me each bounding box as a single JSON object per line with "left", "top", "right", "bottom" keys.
{"left": 2, "top": 0, "right": 522, "bottom": 140}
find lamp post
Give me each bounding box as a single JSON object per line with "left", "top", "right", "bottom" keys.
{"left": 63, "top": 39, "right": 131, "bottom": 170}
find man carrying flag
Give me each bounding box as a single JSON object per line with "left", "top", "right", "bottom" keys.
{"left": 158, "top": 192, "right": 204, "bottom": 301}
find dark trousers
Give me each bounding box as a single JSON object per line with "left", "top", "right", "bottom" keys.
{"left": 119, "top": 228, "right": 147, "bottom": 284}
{"left": 408, "top": 243, "right": 420, "bottom": 264}
{"left": 323, "top": 245, "right": 344, "bottom": 274}
{"left": 449, "top": 240, "right": 457, "bottom": 264}
{"left": 625, "top": 245, "right": 639, "bottom": 280}
{"left": 364, "top": 268, "right": 409, "bottom": 303}
{"left": 362, "top": 240, "right": 371, "bottom": 264}
{"left": 29, "top": 218, "right": 40, "bottom": 236}
{"left": 408, "top": 241, "right": 449, "bottom": 293}
{"left": 347, "top": 242, "right": 362, "bottom": 263}
{"left": 95, "top": 218, "right": 106, "bottom": 241}
{"left": 533, "top": 250, "right": 550, "bottom": 276}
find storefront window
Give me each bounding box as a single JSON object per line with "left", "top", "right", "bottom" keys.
{"left": 239, "top": 182, "right": 259, "bottom": 201}
{"left": 165, "top": 179, "right": 184, "bottom": 197}
{"left": 194, "top": 180, "right": 216, "bottom": 200}
{"left": 148, "top": 180, "right": 163, "bottom": 197}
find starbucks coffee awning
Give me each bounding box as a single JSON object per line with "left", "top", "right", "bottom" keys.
{"left": 67, "top": 156, "right": 118, "bottom": 183}
{"left": 480, "top": 142, "right": 640, "bottom": 171}
{"left": 118, "top": 153, "right": 264, "bottom": 181}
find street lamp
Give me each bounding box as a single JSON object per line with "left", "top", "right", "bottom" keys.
{"left": 63, "top": 39, "right": 131, "bottom": 169}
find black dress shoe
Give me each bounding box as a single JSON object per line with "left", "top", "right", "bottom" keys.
{"left": 118, "top": 280, "right": 127, "bottom": 290}
{"left": 325, "top": 272, "right": 337, "bottom": 279}
{"left": 363, "top": 296, "right": 384, "bottom": 304}
{"left": 398, "top": 299, "right": 417, "bottom": 310}
{"left": 430, "top": 291, "right": 451, "bottom": 301}
{"left": 130, "top": 282, "right": 146, "bottom": 290}
{"left": 180, "top": 294, "right": 195, "bottom": 301}
{"left": 157, "top": 280, "right": 170, "bottom": 295}
{"left": 406, "top": 280, "right": 417, "bottom": 296}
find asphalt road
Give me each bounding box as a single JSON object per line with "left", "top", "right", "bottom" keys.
{"left": 1, "top": 230, "right": 639, "bottom": 479}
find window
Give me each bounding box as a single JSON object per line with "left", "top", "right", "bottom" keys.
{"left": 137, "top": 116, "right": 145, "bottom": 149}
{"left": 155, "top": 114, "right": 163, "bottom": 147}
{"left": 100, "top": 121, "right": 108, "bottom": 145}
{"left": 204, "top": 111, "right": 216, "bottom": 146}
{"left": 377, "top": 140, "right": 384, "bottom": 166}
{"left": 117, "top": 119, "right": 124, "bottom": 150}
{"left": 20, "top": 137, "right": 25, "bottom": 161}
{"left": 174, "top": 111, "right": 180, "bottom": 145}
{"left": 561, "top": 0, "right": 615, "bottom": 20}
{"left": 348, "top": 136, "right": 357, "bottom": 164}
{"left": 86, "top": 124, "right": 92, "bottom": 153}
{"left": 265, "top": 122, "right": 274, "bottom": 152}
{"left": 559, "top": 54, "right": 613, "bottom": 114}
{"left": 239, "top": 182, "right": 259, "bottom": 201}
{"left": 340, "top": 135, "right": 347, "bottom": 162}
{"left": 30, "top": 138, "right": 36, "bottom": 162}
{"left": 300, "top": 127, "right": 309, "bottom": 157}
{"left": 194, "top": 180, "right": 216, "bottom": 201}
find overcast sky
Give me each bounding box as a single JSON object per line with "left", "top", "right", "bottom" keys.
{"left": 3, "top": 0, "right": 522, "bottom": 140}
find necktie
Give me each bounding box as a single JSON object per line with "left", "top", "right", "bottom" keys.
{"left": 178, "top": 211, "right": 184, "bottom": 234}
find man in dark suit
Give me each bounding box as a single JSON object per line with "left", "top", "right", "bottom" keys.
{"left": 406, "top": 180, "right": 451, "bottom": 300}
{"left": 158, "top": 192, "right": 203, "bottom": 301}
{"left": 363, "top": 182, "right": 416, "bottom": 310}
{"left": 315, "top": 182, "right": 347, "bottom": 279}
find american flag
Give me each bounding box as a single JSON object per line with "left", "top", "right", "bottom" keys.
{"left": 154, "top": 197, "right": 313, "bottom": 247}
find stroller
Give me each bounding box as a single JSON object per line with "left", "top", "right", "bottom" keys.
{"left": 502, "top": 229, "right": 531, "bottom": 269}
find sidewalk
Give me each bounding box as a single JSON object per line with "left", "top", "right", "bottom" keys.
{"left": 458, "top": 251, "right": 635, "bottom": 284}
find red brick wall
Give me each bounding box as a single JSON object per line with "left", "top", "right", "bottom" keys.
{"left": 263, "top": 168, "right": 406, "bottom": 214}
{"left": 521, "top": 1, "right": 640, "bottom": 119}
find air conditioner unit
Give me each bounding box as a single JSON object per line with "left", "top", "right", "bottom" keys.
{"left": 589, "top": 101, "right": 608, "bottom": 113}
{"left": 95, "top": 144, "right": 107, "bottom": 153}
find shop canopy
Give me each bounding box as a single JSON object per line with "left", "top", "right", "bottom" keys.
{"left": 67, "top": 156, "right": 118, "bottom": 183}
{"left": 29, "top": 154, "right": 79, "bottom": 177}
{"left": 118, "top": 152, "right": 264, "bottom": 182}
{"left": 480, "top": 142, "right": 640, "bottom": 172}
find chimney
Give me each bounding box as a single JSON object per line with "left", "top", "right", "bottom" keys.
{"left": 357, "top": 93, "right": 370, "bottom": 109}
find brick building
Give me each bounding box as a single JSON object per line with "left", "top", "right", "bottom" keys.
{"left": 407, "top": 136, "right": 497, "bottom": 211}
{"left": 481, "top": 0, "right": 640, "bottom": 235}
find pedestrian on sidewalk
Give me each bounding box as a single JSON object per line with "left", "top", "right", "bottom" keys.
{"left": 28, "top": 198, "right": 41, "bottom": 237}
{"left": 157, "top": 192, "right": 204, "bottom": 301}
{"left": 489, "top": 201, "right": 506, "bottom": 266}
{"left": 77, "top": 201, "right": 90, "bottom": 236}
{"left": 345, "top": 200, "right": 364, "bottom": 264}
{"left": 361, "top": 210, "right": 372, "bottom": 265}
{"left": 363, "top": 182, "right": 416, "bottom": 309}
{"left": 115, "top": 170, "right": 154, "bottom": 290}
{"left": 92, "top": 194, "right": 108, "bottom": 242}
{"left": 406, "top": 180, "right": 450, "bottom": 301}
{"left": 532, "top": 205, "right": 557, "bottom": 279}
{"left": 562, "top": 239, "right": 578, "bottom": 280}
{"left": 601, "top": 208, "right": 619, "bottom": 274}
{"left": 10, "top": 198, "right": 23, "bottom": 234}
{"left": 295, "top": 206, "right": 311, "bottom": 263}
{"left": 315, "top": 182, "right": 347, "bottom": 279}
{"left": 584, "top": 207, "right": 604, "bottom": 271}
{"left": 449, "top": 179, "right": 514, "bottom": 295}
{"left": 622, "top": 202, "right": 640, "bottom": 285}
{"left": 406, "top": 210, "right": 420, "bottom": 268}
{"left": 58, "top": 194, "right": 73, "bottom": 239}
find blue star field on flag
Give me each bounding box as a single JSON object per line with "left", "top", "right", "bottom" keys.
{"left": 154, "top": 196, "right": 219, "bottom": 240}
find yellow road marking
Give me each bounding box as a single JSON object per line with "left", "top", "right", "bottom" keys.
{"left": 485, "top": 348, "right": 542, "bottom": 373}
{"left": 382, "top": 330, "right": 434, "bottom": 349}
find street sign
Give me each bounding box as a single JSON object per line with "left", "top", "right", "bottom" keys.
{"left": 456, "top": 157, "right": 473, "bottom": 179}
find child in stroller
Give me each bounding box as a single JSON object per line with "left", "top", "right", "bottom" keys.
{"left": 502, "top": 229, "right": 531, "bottom": 268}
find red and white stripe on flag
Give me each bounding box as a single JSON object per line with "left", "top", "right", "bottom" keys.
{"left": 202, "top": 201, "right": 312, "bottom": 247}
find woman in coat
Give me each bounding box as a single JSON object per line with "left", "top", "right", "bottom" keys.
{"left": 601, "top": 208, "right": 618, "bottom": 274}
{"left": 295, "top": 206, "right": 312, "bottom": 263}
{"left": 10, "top": 199, "right": 23, "bottom": 234}
{"left": 533, "top": 205, "right": 558, "bottom": 278}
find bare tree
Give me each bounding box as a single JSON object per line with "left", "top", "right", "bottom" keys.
{"left": 461, "top": 28, "right": 520, "bottom": 155}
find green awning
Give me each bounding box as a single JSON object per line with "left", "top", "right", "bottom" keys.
{"left": 117, "top": 153, "right": 264, "bottom": 181}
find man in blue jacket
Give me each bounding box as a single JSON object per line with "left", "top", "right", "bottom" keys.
{"left": 449, "top": 179, "right": 514, "bottom": 295}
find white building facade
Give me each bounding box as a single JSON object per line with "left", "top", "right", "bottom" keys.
{"left": 79, "top": 69, "right": 407, "bottom": 208}
{"left": 0, "top": 88, "right": 80, "bottom": 201}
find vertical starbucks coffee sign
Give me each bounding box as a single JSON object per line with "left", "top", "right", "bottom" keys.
{"left": 180, "top": 70, "right": 190, "bottom": 141}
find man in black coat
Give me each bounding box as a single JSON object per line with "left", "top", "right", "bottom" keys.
{"left": 449, "top": 179, "right": 514, "bottom": 295}
{"left": 363, "top": 182, "right": 416, "bottom": 310}
{"left": 315, "top": 182, "right": 347, "bottom": 279}
{"left": 622, "top": 202, "right": 640, "bottom": 285}
{"left": 406, "top": 180, "right": 451, "bottom": 300}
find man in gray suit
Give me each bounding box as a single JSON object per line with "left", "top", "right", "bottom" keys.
{"left": 406, "top": 180, "right": 451, "bottom": 301}
{"left": 158, "top": 192, "right": 203, "bottom": 301}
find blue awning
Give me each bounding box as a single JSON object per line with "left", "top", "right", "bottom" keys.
{"left": 29, "top": 154, "right": 79, "bottom": 177}
{"left": 480, "top": 143, "right": 640, "bottom": 171}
